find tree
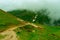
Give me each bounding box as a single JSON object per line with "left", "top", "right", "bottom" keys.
{"left": 53, "top": 19, "right": 60, "bottom": 26}
{"left": 34, "top": 9, "right": 51, "bottom": 24}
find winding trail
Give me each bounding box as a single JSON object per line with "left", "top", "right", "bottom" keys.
{"left": 0, "top": 31, "right": 18, "bottom": 40}
{"left": 0, "top": 18, "right": 43, "bottom": 40}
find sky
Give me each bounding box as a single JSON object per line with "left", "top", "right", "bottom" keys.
{"left": 0, "top": 0, "right": 60, "bottom": 20}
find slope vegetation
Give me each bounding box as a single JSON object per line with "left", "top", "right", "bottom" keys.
{"left": 0, "top": 9, "right": 20, "bottom": 32}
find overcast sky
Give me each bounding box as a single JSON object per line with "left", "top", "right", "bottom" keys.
{"left": 0, "top": 0, "right": 60, "bottom": 20}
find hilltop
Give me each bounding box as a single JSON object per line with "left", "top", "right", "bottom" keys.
{"left": 0, "top": 9, "right": 21, "bottom": 32}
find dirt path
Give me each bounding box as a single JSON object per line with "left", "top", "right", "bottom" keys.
{"left": 0, "top": 18, "right": 43, "bottom": 40}
{"left": 2, "top": 18, "right": 42, "bottom": 33}
{"left": 17, "top": 18, "right": 43, "bottom": 28}
{"left": 0, "top": 18, "right": 42, "bottom": 33}
{"left": 0, "top": 31, "right": 18, "bottom": 40}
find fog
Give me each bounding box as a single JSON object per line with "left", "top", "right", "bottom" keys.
{"left": 0, "top": 0, "right": 60, "bottom": 20}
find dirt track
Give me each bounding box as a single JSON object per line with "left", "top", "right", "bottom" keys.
{"left": 0, "top": 18, "right": 43, "bottom": 40}
{"left": 0, "top": 30, "right": 18, "bottom": 40}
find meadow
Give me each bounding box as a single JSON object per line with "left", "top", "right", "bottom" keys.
{"left": 15, "top": 25, "right": 60, "bottom": 40}
{"left": 0, "top": 9, "right": 60, "bottom": 40}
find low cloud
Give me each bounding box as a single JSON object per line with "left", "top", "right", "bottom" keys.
{"left": 0, "top": 0, "right": 60, "bottom": 19}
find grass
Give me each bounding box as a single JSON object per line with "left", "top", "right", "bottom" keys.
{"left": 0, "top": 9, "right": 60, "bottom": 40}
{"left": 15, "top": 25, "right": 41, "bottom": 40}
{"left": 15, "top": 25, "right": 60, "bottom": 40}
{"left": 0, "top": 34, "right": 6, "bottom": 39}
{"left": 0, "top": 10, "right": 20, "bottom": 32}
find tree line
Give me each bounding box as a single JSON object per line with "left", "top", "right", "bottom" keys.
{"left": 8, "top": 9, "right": 60, "bottom": 26}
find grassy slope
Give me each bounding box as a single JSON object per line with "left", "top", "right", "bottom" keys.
{"left": 8, "top": 10, "right": 36, "bottom": 22}
{"left": 8, "top": 10, "right": 60, "bottom": 40}
{"left": 15, "top": 25, "right": 60, "bottom": 40}
{"left": 0, "top": 9, "right": 20, "bottom": 32}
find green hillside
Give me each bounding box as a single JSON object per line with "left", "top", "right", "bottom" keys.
{"left": 8, "top": 9, "right": 50, "bottom": 24}
{"left": 0, "top": 9, "right": 20, "bottom": 32}
{"left": 8, "top": 9, "right": 60, "bottom": 40}
{"left": 15, "top": 25, "right": 60, "bottom": 40}
{"left": 8, "top": 10, "right": 36, "bottom": 22}
{"left": 0, "top": 9, "right": 60, "bottom": 40}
